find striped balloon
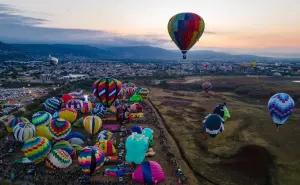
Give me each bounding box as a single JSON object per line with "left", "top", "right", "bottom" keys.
{"left": 49, "top": 118, "right": 72, "bottom": 140}
{"left": 91, "top": 103, "right": 107, "bottom": 117}
{"left": 45, "top": 149, "right": 72, "bottom": 169}
{"left": 92, "top": 78, "right": 122, "bottom": 108}
{"left": 44, "top": 98, "right": 61, "bottom": 114}
{"left": 94, "top": 140, "right": 116, "bottom": 156}
{"left": 81, "top": 101, "right": 93, "bottom": 113}
{"left": 52, "top": 140, "right": 75, "bottom": 159}
{"left": 13, "top": 122, "right": 36, "bottom": 142}
{"left": 268, "top": 93, "right": 295, "bottom": 128}
{"left": 53, "top": 111, "right": 59, "bottom": 120}
{"left": 32, "top": 111, "right": 52, "bottom": 127}
{"left": 83, "top": 116, "right": 102, "bottom": 135}
{"left": 72, "top": 144, "right": 83, "bottom": 154}
{"left": 97, "top": 130, "right": 115, "bottom": 142}
{"left": 117, "top": 87, "right": 125, "bottom": 99}
{"left": 78, "top": 146, "right": 105, "bottom": 175}
{"left": 125, "top": 87, "right": 135, "bottom": 99}
{"left": 66, "top": 99, "right": 83, "bottom": 112}
{"left": 202, "top": 82, "right": 212, "bottom": 93}
{"left": 21, "top": 137, "right": 51, "bottom": 164}
{"left": 7, "top": 117, "right": 29, "bottom": 132}
{"left": 59, "top": 108, "right": 77, "bottom": 123}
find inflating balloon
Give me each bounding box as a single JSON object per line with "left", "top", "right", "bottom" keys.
{"left": 138, "top": 88, "right": 150, "bottom": 99}
{"left": 78, "top": 146, "right": 105, "bottom": 175}
{"left": 49, "top": 118, "right": 72, "bottom": 140}
{"left": 268, "top": 93, "right": 295, "bottom": 129}
{"left": 202, "top": 82, "right": 212, "bottom": 93}
{"left": 65, "top": 132, "right": 86, "bottom": 146}
{"left": 66, "top": 99, "right": 83, "bottom": 112}
{"left": 92, "top": 78, "right": 122, "bottom": 108}
{"left": 52, "top": 140, "right": 76, "bottom": 159}
{"left": 213, "top": 104, "right": 231, "bottom": 121}
{"left": 130, "top": 94, "right": 143, "bottom": 103}
{"left": 36, "top": 125, "right": 53, "bottom": 140}
{"left": 73, "top": 116, "right": 86, "bottom": 128}
{"left": 203, "top": 114, "right": 224, "bottom": 138}
{"left": 94, "top": 140, "right": 116, "bottom": 156}
{"left": 13, "top": 122, "right": 36, "bottom": 142}
{"left": 59, "top": 108, "right": 77, "bottom": 123}
{"left": 97, "top": 130, "right": 115, "bottom": 142}
{"left": 45, "top": 149, "right": 72, "bottom": 169}
{"left": 91, "top": 103, "right": 107, "bottom": 117}
{"left": 83, "top": 116, "right": 102, "bottom": 135}
{"left": 125, "top": 87, "right": 135, "bottom": 99}
{"left": 132, "top": 161, "right": 165, "bottom": 184}
{"left": 168, "top": 12, "right": 205, "bottom": 59}
{"left": 61, "top": 94, "right": 73, "bottom": 105}
{"left": 7, "top": 117, "right": 29, "bottom": 132}
{"left": 81, "top": 101, "right": 93, "bottom": 113}
{"left": 126, "top": 82, "right": 136, "bottom": 88}
{"left": 72, "top": 144, "right": 83, "bottom": 154}
{"left": 22, "top": 137, "right": 51, "bottom": 164}
{"left": 142, "top": 128, "right": 154, "bottom": 147}
{"left": 44, "top": 98, "right": 61, "bottom": 114}
{"left": 52, "top": 111, "right": 59, "bottom": 120}
{"left": 32, "top": 111, "right": 52, "bottom": 127}
{"left": 125, "top": 133, "right": 149, "bottom": 164}
{"left": 130, "top": 103, "right": 143, "bottom": 113}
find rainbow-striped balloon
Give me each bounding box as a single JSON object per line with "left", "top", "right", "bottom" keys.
{"left": 92, "top": 78, "right": 122, "bottom": 108}
{"left": 49, "top": 118, "right": 72, "bottom": 140}
{"left": 7, "top": 117, "right": 29, "bottom": 132}
{"left": 268, "top": 93, "right": 295, "bottom": 128}
{"left": 52, "top": 140, "right": 76, "bottom": 159}
{"left": 32, "top": 111, "right": 52, "bottom": 127}
{"left": 22, "top": 137, "right": 51, "bottom": 164}
{"left": 83, "top": 116, "right": 102, "bottom": 135}
{"left": 45, "top": 149, "right": 72, "bottom": 169}
{"left": 78, "top": 146, "right": 105, "bottom": 175}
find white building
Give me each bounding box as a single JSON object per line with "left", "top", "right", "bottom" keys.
{"left": 59, "top": 74, "right": 88, "bottom": 82}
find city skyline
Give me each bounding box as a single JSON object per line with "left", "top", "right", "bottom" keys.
{"left": 0, "top": 0, "right": 299, "bottom": 57}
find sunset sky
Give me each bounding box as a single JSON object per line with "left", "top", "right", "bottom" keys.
{"left": 0, "top": 0, "right": 299, "bottom": 55}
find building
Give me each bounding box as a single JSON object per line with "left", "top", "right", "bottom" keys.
{"left": 59, "top": 74, "right": 88, "bottom": 82}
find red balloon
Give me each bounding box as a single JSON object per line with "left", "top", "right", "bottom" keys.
{"left": 62, "top": 94, "right": 73, "bottom": 104}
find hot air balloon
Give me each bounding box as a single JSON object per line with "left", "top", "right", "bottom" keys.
{"left": 7, "top": 117, "right": 29, "bottom": 132}
{"left": 81, "top": 101, "right": 93, "bottom": 113}
{"left": 48, "top": 55, "right": 59, "bottom": 65}
{"left": 44, "top": 98, "right": 61, "bottom": 114}
{"left": 142, "top": 128, "right": 154, "bottom": 147}
{"left": 65, "top": 132, "right": 86, "bottom": 146}
{"left": 91, "top": 103, "right": 107, "bottom": 117}
{"left": 83, "top": 116, "right": 102, "bottom": 135}
{"left": 65, "top": 99, "right": 83, "bottom": 112}
{"left": 118, "top": 87, "right": 126, "bottom": 99}
{"left": 92, "top": 78, "right": 122, "bottom": 108}
{"left": 94, "top": 140, "right": 116, "bottom": 156}
{"left": 202, "top": 82, "right": 212, "bottom": 93}
{"left": 72, "top": 144, "right": 83, "bottom": 154}
{"left": 36, "top": 125, "right": 53, "bottom": 140}
{"left": 168, "top": 12, "right": 205, "bottom": 59}
{"left": 132, "top": 161, "right": 165, "bottom": 184}
{"left": 61, "top": 94, "right": 73, "bottom": 105}
{"left": 13, "top": 122, "right": 36, "bottom": 142}
{"left": 45, "top": 149, "right": 72, "bottom": 169}
{"left": 78, "top": 146, "right": 105, "bottom": 176}
{"left": 32, "top": 111, "right": 52, "bottom": 127}
{"left": 268, "top": 93, "right": 295, "bottom": 130}
{"left": 22, "top": 137, "right": 51, "bottom": 164}
{"left": 49, "top": 118, "right": 72, "bottom": 140}
{"left": 213, "top": 103, "right": 231, "bottom": 121}
{"left": 73, "top": 116, "right": 86, "bottom": 128}
{"left": 203, "top": 114, "right": 224, "bottom": 138}
{"left": 125, "top": 133, "right": 149, "bottom": 164}
{"left": 138, "top": 88, "right": 150, "bottom": 99}
{"left": 97, "top": 130, "right": 115, "bottom": 142}
{"left": 59, "top": 108, "right": 77, "bottom": 123}
{"left": 52, "top": 140, "right": 76, "bottom": 159}
{"left": 125, "top": 87, "right": 135, "bottom": 99}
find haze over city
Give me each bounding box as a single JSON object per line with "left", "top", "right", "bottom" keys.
{"left": 0, "top": 0, "right": 300, "bottom": 57}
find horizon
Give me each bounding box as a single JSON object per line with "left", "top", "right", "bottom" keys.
{"left": 0, "top": 0, "right": 300, "bottom": 58}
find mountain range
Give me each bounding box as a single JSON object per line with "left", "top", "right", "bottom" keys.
{"left": 0, "top": 41, "right": 299, "bottom": 62}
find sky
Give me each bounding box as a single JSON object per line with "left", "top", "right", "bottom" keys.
{"left": 0, "top": 0, "right": 300, "bottom": 57}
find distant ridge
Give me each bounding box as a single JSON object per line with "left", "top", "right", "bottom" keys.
{"left": 0, "top": 41, "right": 299, "bottom": 62}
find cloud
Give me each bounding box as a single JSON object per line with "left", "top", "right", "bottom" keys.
{"left": 0, "top": 4, "right": 169, "bottom": 46}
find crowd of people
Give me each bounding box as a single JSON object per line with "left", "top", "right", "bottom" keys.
{"left": 0, "top": 101, "right": 188, "bottom": 185}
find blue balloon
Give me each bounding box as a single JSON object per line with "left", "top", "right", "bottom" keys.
{"left": 203, "top": 114, "right": 224, "bottom": 138}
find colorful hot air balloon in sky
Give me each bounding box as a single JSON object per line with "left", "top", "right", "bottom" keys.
{"left": 92, "top": 78, "right": 122, "bottom": 108}
{"left": 168, "top": 12, "right": 205, "bottom": 59}
{"left": 203, "top": 114, "right": 224, "bottom": 138}
{"left": 32, "top": 111, "right": 52, "bottom": 127}
{"left": 83, "top": 116, "right": 102, "bottom": 135}
{"left": 213, "top": 103, "right": 231, "bottom": 121}
{"left": 202, "top": 82, "right": 212, "bottom": 93}
{"left": 49, "top": 118, "right": 72, "bottom": 140}
{"left": 268, "top": 93, "right": 295, "bottom": 129}
{"left": 7, "top": 117, "right": 29, "bottom": 132}
{"left": 22, "top": 137, "right": 51, "bottom": 164}
{"left": 78, "top": 146, "right": 105, "bottom": 176}
{"left": 132, "top": 161, "right": 165, "bottom": 184}
{"left": 45, "top": 149, "right": 72, "bottom": 169}
{"left": 13, "top": 122, "right": 36, "bottom": 142}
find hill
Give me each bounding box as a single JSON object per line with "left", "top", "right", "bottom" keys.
{"left": 0, "top": 42, "right": 29, "bottom": 61}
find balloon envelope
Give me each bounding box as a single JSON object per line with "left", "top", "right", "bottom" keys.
{"left": 78, "top": 146, "right": 105, "bottom": 175}
{"left": 203, "top": 114, "right": 224, "bottom": 138}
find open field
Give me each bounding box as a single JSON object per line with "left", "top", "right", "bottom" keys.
{"left": 150, "top": 76, "right": 300, "bottom": 185}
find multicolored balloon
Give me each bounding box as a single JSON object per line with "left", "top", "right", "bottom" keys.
{"left": 130, "top": 103, "right": 143, "bottom": 113}
{"left": 7, "top": 117, "right": 29, "bottom": 132}
{"left": 83, "top": 116, "right": 102, "bottom": 135}
{"left": 65, "top": 99, "right": 83, "bottom": 112}
{"left": 65, "top": 132, "right": 86, "bottom": 146}
{"left": 59, "top": 108, "right": 77, "bottom": 123}
{"left": 203, "top": 114, "right": 224, "bottom": 138}
{"left": 132, "top": 161, "right": 165, "bottom": 184}
{"left": 125, "top": 87, "right": 135, "bottom": 99}
{"left": 138, "top": 88, "right": 150, "bottom": 99}
{"left": 92, "top": 78, "right": 122, "bottom": 108}
{"left": 45, "top": 149, "right": 72, "bottom": 169}
{"left": 13, "top": 122, "right": 36, "bottom": 142}
{"left": 91, "top": 103, "right": 107, "bottom": 117}
{"left": 52, "top": 140, "right": 76, "bottom": 159}
{"left": 97, "top": 130, "right": 115, "bottom": 142}
{"left": 94, "top": 140, "right": 116, "bottom": 156}
{"left": 44, "top": 98, "right": 61, "bottom": 114}
{"left": 49, "top": 118, "right": 72, "bottom": 140}
{"left": 22, "top": 137, "right": 51, "bottom": 164}
{"left": 78, "top": 146, "right": 105, "bottom": 175}
{"left": 73, "top": 116, "right": 86, "bottom": 128}
{"left": 72, "top": 144, "right": 83, "bottom": 154}
{"left": 32, "top": 111, "right": 52, "bottom": 127}
{"left": 202, "top": 82, "right": 212, "bottom": 93}
{"left": 125, "top": 133, "right": 149, "bottom": 164}
{"left": 213, "top": 104, "right": 231, "bottom": 121}
{"left": 268, "top": 93, "right": 295, "bottom": 129}
{"left": 168, "top": 12, "right": 205, "bottom": 59}
{"left": 81, "top": 101, "right": 93, "bottom": 113}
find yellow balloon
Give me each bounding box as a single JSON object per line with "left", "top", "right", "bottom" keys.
{"left": 36, "top": 125, "right": 53, "bottom": 140}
